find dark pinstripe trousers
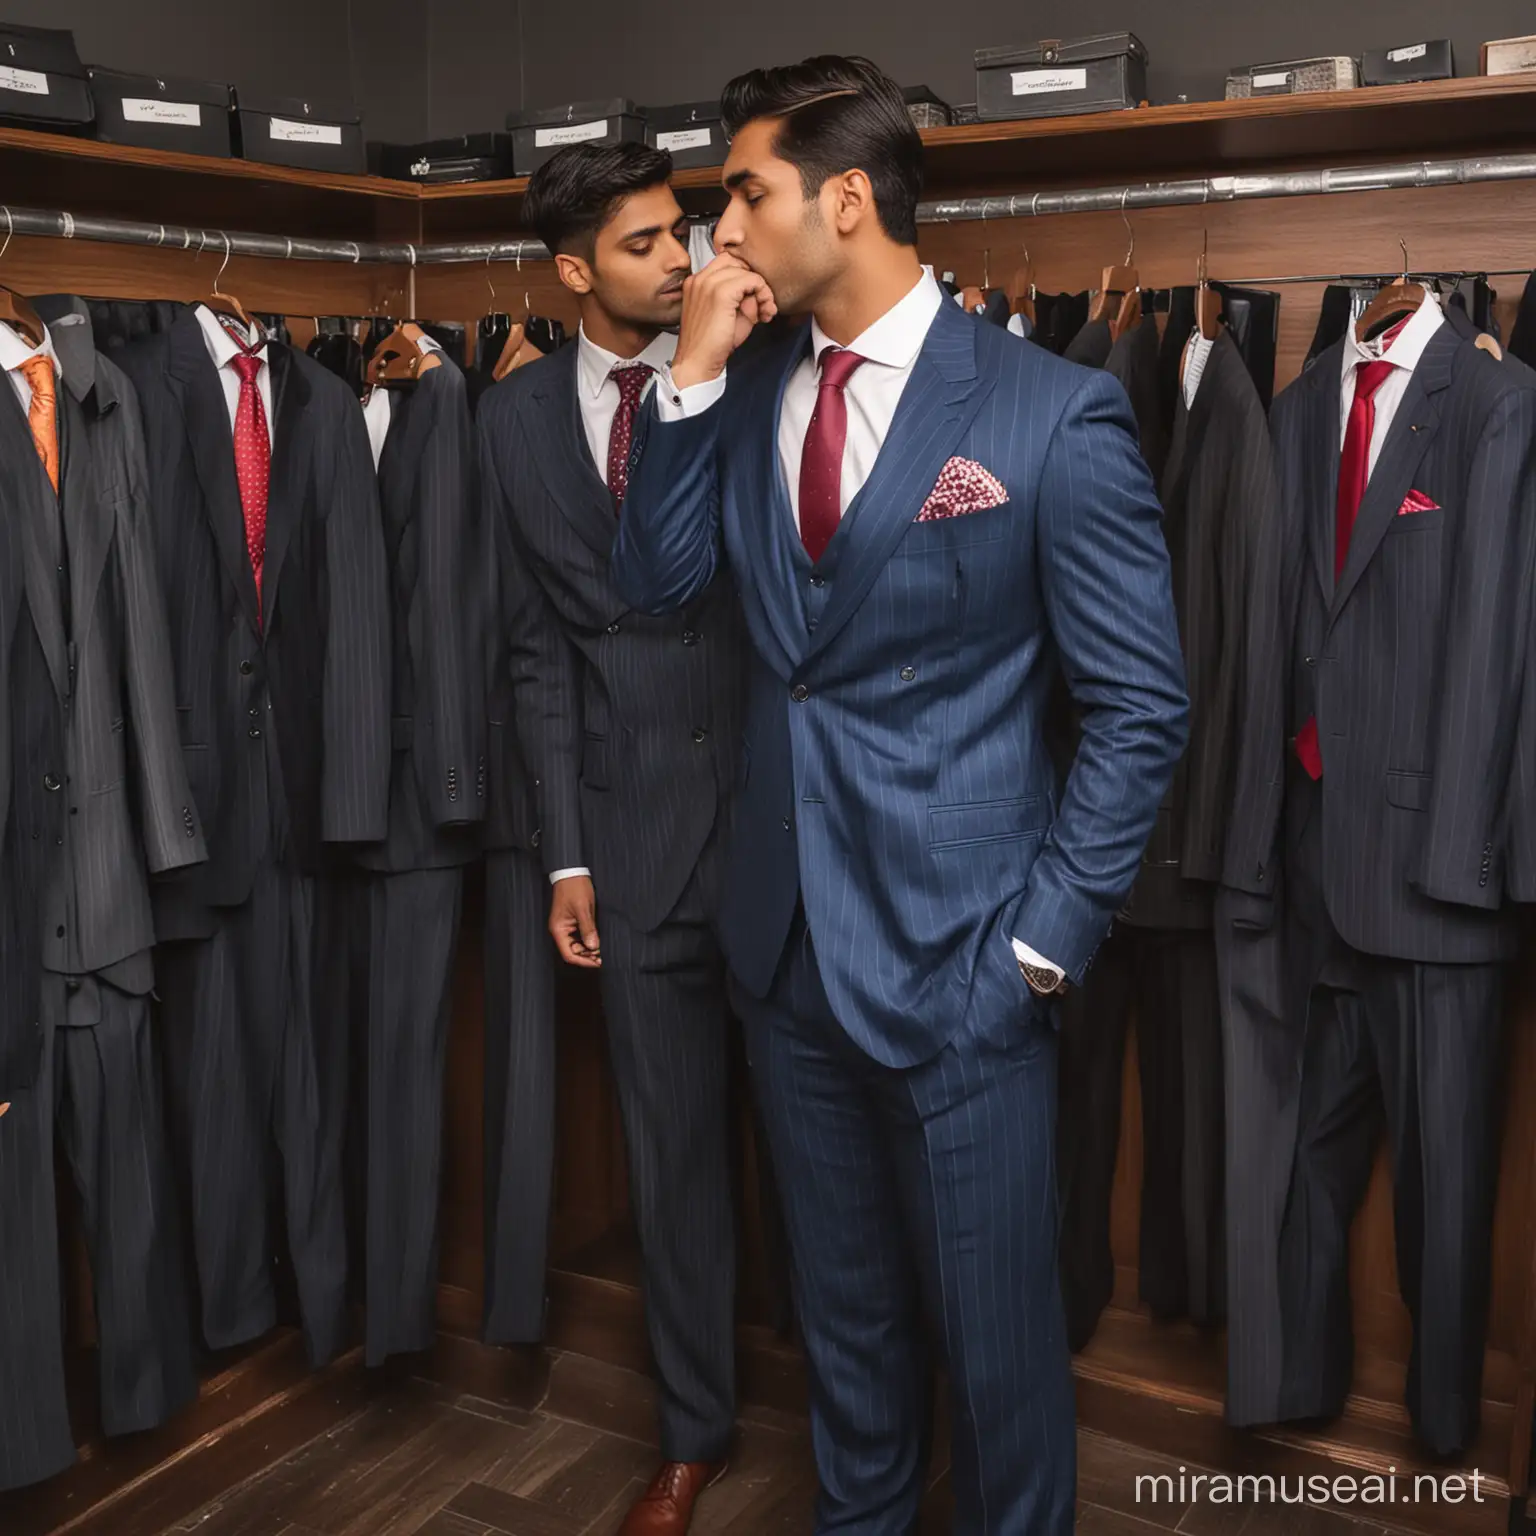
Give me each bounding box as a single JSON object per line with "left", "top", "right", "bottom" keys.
{"left": 1057, "top": 923, "right": 1225, "bottom": 1352}
{"left": 0, "top": 974, "right": 196, "bottom": 1492}
{"left": 1276, "top": 775, "right": 1507, "bottom": 1457}
{"left": 737, "top": 918, "right": 1076, "bottom": 1536}
{"left": 355, "top": 868, "right": 464, "bottom": 1366}
{"left": 482, "top": 848, "right": 560, "bottom": 1346}
{"left": 597, "top": 854, "right": 738, "bottom": 1466}
{"left": 156, "top": 864, "right": 348, "bottom": 1368}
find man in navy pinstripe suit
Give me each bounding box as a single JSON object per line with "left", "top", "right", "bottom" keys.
{"left": 613, "top": 56, "right": 1188, "bottom": 1534}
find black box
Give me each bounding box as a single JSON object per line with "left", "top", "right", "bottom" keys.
{"left": 506, "top": 98, "right": 646, "bottom": 175}
{"left": 903, "top": 85, "right": 952, "bottom": 129}
{"left": 87, "top": 67, "right": 232, "bottom": 156}
{"left": 373, "top": 132, "right": 515, "bottom": 184}
{"left": 235, "top": 93, "right": 365, "bottom": 174}
{"left": 646, "top": 102, "right": 726, "bottom": 169}
{"left": 0, "top": 23, "right": 92, "bottom": 130}
{"left": 1360, "top": 40, "right": 1454, "bottom": 85}
{"left": 975, "top": 33, "right": 1147, "bottom": 121}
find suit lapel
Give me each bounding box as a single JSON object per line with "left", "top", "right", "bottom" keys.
{"left": 261, "top": 342, "right": 310, "bottom": 623}
{"left": 0, "top": 383, "right": 68, "bottom": 698}
{"left": 525, "top": 346, "right": 620, "bottom": 558}
{"left": 1303, "top": 345, "right": 1344, "bottom": 610}
{"left": 59, "top": 387, "right": 112, "bottom": 659}
{"left": 168, "top": 313, "right": 262, "bottom": 636}
{"left": 803, "top": 301, "right": 990, "bottom": 667}
{"left": 1329, "top": 323, "right": 1456, "bottom": 625}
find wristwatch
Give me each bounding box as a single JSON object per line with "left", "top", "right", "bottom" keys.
{"left": 1018, "top": 960, "right": 1070, "bottom": 998}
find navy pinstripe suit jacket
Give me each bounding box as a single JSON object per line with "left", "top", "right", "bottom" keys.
{"left": 615, "top": 298, "right": 1188, "bottom": 1068}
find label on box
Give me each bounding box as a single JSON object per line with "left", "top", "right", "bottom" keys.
{"left": 1011, "top": 68, "right": 1088, "bottom": 96}
{"left": 535, "top": 119, "right": 608, "bottom": 147}
{"left": 1484, "top": 38, "right": 1536, "bottom": 75}
{"left": 0, "top": 65, "right": 49, "bottom": 96}
{"left": 1253, "top": 71, "right": 1293, "bottom": 89}
{"left": 656, "top": 126, "right": 713, "bottom": 152}
{"left": 123, "top": 97, "right": 202, "bottom": 126}
{"left": 270, "top": 116, "right": 344, "bottom": 145}
{"left": 1387, "top": 43, "right": 1429, "bottom": 63}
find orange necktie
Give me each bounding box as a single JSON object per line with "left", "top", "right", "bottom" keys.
{"left": 19, "top": 354, "right": 59, "bottom": 493}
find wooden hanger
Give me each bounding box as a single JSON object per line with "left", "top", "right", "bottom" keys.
{"left": 1196, "top": 234, "right": 1222, "bottom": 341}
{"left": 204, "top": 232, "right": 259, "bottom": 338}
{"left": 1356, "top": 238, "right": 1425, "bottom": 343}
{"left": 1089, "top": 195, "right": 1141, "bottom": 339}
{"left": 368, "top": 321, "right": 443, "bottom": 385}
{"left": 1007, "top": 247, "right": 1037, "bottom": 324}
{"left": 0, "top": 207, "right": 45, "bottom": 347}
{"left": 493, "top": 249, "right": 535, "bottom": 379}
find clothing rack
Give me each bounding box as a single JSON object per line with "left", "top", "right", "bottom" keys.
{"left": 5, "top": 149, "right": 1536, "bottom": 271}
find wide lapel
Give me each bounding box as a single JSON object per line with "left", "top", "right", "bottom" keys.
{"left": 736, "top": 329, "right": 815, "bottom": 678}
{"left": 1329, "top": 322, "right": 1456, "bottom": 625}
{"left": 524, "top": 345, "right": 621, "bottom": 558}
{"left": 0, "top": 384, "right": 68, "bottom": 698}
{"left": 802, "top": 301, "right": 991, "bottom": 667}
{"left": 260, "top": 341, "right": 312, "bottom": 623}
{"left": 1302, "top": 343, "right": 1344, "bottom": 610}
{"left": 168, "top": 313, "right": 262, "bottom": 636}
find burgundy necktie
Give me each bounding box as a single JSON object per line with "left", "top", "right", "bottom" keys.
{"left": 230, "top": 352, "right": 271, "bottom": 619}
{"left": 607, "top": 363, "right": 655, "bottom": 510}
{"left": 798, "top": 348, "right": 867, "bottom": 564}
{"left": 1294, "top": 355, "right": 1396, "bottom": 781}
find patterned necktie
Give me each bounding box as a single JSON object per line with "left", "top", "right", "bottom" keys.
{"left": 230, "top": 352, "right": 271, "bottom": 616}
{"left": 798, "top": 348, "right": 867, "bottom": 564}
{"left": 607, "top": 363, "right": 655, "bottom": 510}
{"left": 1294, "top": 352, "right": 1399, "bottom": 781}
{"left": 19, "top": 354, "right": 59, "bottom": 493}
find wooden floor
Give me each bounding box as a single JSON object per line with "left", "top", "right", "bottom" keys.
{"left": 159, "top": 1350, "right": 1438, "bottom": 1536}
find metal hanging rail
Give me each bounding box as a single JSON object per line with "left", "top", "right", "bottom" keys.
{"left": 4, "top": 149, "right": 1536, "bottom": 265}
{"left": 916, "top": 151, "right": 1536, "bottom": 223}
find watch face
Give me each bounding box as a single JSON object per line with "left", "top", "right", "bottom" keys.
{"left": 1021, "top": 963, "right": 1062, "bottom": 996}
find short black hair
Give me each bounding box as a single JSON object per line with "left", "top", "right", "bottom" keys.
{"left": 523, "top": 141, "right": 674, "bottom": 260}
{"left": 720, "top": 56, "right": 922, "bottom": 247}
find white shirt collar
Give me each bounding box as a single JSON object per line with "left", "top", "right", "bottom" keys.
{"left": 194, "top": 302, "right": 264, "bottom": 370}
{"left": 0, "top": 319, "right": 61, "bottom": 384}
{"left": 577, "top": 326, "right": 677, "bottom": 402}
{"left": 810, "top": 266, "right": 944, "bottom": 371}
{"left": 1341, "top": 288, "right": 1444, "bottom": 384}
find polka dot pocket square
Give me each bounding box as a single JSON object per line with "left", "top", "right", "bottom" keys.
{"left": 1398, "top": 489, "right": 1440, "bottom": 516}
{"left": 914, "top": 458, "right": 1009, "bottom": 523}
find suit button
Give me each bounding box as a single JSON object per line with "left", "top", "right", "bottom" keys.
{"left": 530, "top": 829, "right": 542, "bottom": 849}
{"left": 782, "top": 818, "right": 792, "bottom": 832}
{"left": 239, "top": 660, "right": 254, "bottom": 675}
{"left": 1256, "top": 866, "right": 1266, "bottom": 882}
{"left": 607, "top": 622, "right": 621, "bottom": 635}
{"left": 43, "top": 773, "right": 60, "bottom": 792}
{"left": 900, "top": 667, "right": 916, "bottom": 682}
{"left": 682, "top": 630, "right": 699, "bottom": 646}
{"left": 65, "top": 978, "right": 80, "bottom": 993}
{"left": 810, "top": 575, "right": 826, "bottom": 589}
{"left": 693, "top": 727, "right": 708, "bottom": 743}
{"left": 249, "top": 707, "right": 259, "bottom": 718}
{"left": 791, "top": 684, "right": 809, "bottom": 702}
{"left": 249, "top": 726, "right": 262, "bottom": 739}
{"left": 55, "top": 925, "right": 64, "bottom": 937}
{"left": 1304, "top": 656, "right": 1315, "bottom": 666}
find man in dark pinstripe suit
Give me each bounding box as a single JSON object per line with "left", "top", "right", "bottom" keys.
{"left": 1222, "top": 294, "right": 1536, "bottom": 1455}
{"left": 479, "top": 143, "right": 749, "bottom": 1536}
{"left": 614, "top": 57, "right": 1188, "bottom": 1536}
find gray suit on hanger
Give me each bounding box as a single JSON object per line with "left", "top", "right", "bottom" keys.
{"left": 0, "top": 297, "right": 206, "bottom": 1493}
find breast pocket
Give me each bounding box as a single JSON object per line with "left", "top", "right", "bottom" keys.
{"left": 895, "top": 501, "right": 1011, "bottom": 558}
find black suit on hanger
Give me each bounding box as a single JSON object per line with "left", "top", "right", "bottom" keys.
{"left": 119, "top": 310, "right": 391, "bottom": 1369}
{"left": 478, "top": 340, "right": 748, "bottom": 1463}
{"left": 1222, "top": 322, "right": 1536, "bottom": 1452}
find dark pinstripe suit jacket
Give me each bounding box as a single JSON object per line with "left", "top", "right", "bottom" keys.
{"left": 478, "top": 343, "right": 748, "bottom": 932}
{"left": 119, "top": 311, "right": 391, "bottom": 938}
{"left": 356, "top": 359, "right": 484, "bottom": 874}
{"left": 1123, "top": 330, "right": 1278, "bottom": 928}
{"left": 615, "top": 298, "right": 1189, "bottom": 1068}
{"left": 1225, "top": 323, "right": 1536, "bottom": 962}
{"left": 0, "top": 302, "right": 206, "bottom": 1087}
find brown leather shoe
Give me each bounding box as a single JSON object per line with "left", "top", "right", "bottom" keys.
{"left": 617, "top": 1461, "right": 727, "bottom": 1536}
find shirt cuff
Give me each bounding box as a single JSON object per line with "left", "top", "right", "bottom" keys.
{"left": 550, "top": 867, "right": 591, "bottom": 886}
{"left": 655, "top": 363, "right": 727, "bottom": 421}
{"left": 1010, "top": 938, "right": 1064, "bottom": 982}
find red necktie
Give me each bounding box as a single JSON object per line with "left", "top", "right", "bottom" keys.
{"left": 1294, "top": 354, "right": 1397, "bottom": 781}
{"left": 607, "top": 363, "right": 654, "bottom": 510}
{"left": 799, "top": 348, "right": 867, "bottom": 564}
{"left": 230, "top": 353, "right": 271, "bottom": 619}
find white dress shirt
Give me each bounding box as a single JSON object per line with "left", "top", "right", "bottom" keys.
{"left": 1339, "top": 289, "right": 1444, "bottom": 475}
{"left": 655, "top": 266, "right": 1065, "bottom": 983}
{"left": 362, "top": 385, "right": 393, "bottom": 470}
{"left": 0, "top": 319, "right": 62, "bottom": 414}
{"left": 1180, "top": 330, "right": 1215, "bottom": 409}
{"left": 577, "top": 325, "right": 677, "bottom": 480}
{"left": 194, "top": 303, "right": 274, "bottom": 440}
